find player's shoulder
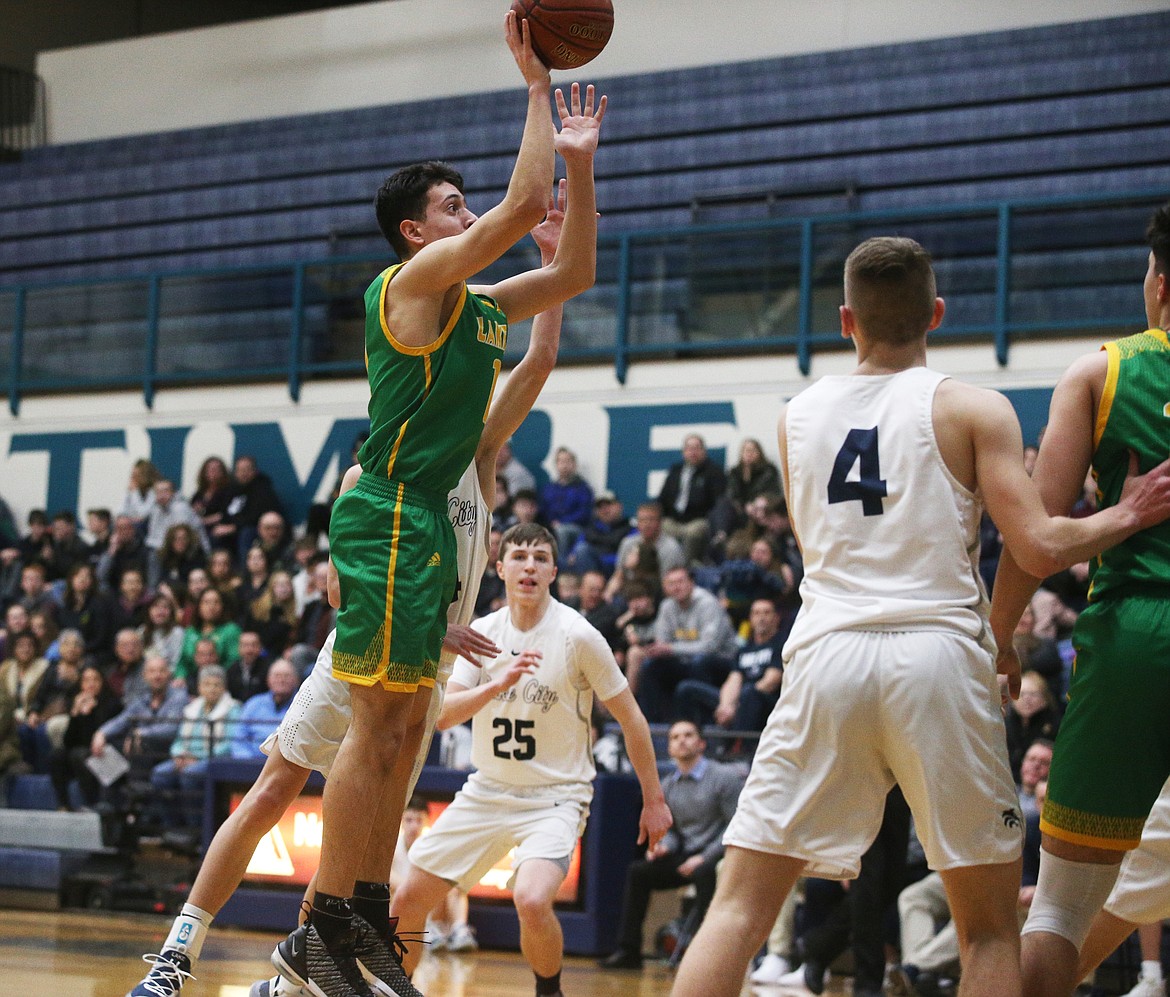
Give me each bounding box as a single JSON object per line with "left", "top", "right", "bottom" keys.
{"left": 474, "top": 606, "right": 510, "bottom": 634}
{"left": 934, "top": 376, "right": 1017, "bottom": 424}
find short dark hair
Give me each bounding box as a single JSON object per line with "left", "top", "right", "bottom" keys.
{"left": 844, "top": 236, "right": 937, "bottom": 345}
{"left": 499, "top": 522, "right": 558, "bottom": 563}
{"left": 52, "top": 510, "right": 76, "bottom": 525}
{"left": 1147, "top": 202, "right": 1170, "bottom": 277}
{"left": 27, "top": 510, "right": 47, "bottom": 526}
{"left": 374, "top": 161, "right": 465, "bottom": 261}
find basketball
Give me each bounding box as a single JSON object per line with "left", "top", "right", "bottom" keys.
{"left": 510, "top": 0, "right": 615, "bottom": 71}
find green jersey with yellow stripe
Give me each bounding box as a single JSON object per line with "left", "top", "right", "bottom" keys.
{"left": 357, "top": 264, "right": 507, "bottom": 495}
{"left": 1088, "top": 328, "right": 1170, "bottom": 601}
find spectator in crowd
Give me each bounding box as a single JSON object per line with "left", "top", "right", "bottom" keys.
{"left": 138, "top": 594, "right": 184, "bottom": 671}
{"left": 173, "top": 588, "right": 242, "bottom": 689}
{"left": 18, "top": 561, "right": 59, "bottom": 622}
{"left": 190, "top": 456, "right": 234, "bottom": 550}
{"left": 150, "top": 664, "right": 239, "bottom": 828}
{"left": 507, "top": 488, "right": 543, "bottom": 530}
{"left": 491, "top": 473, "right": 513, "bottom": 533}
{"left": 104, "top": 628, "right": 149, "bottom": 704}
{"left": 235, "top": 545, "right": 271, "bottom": 610}
{"left": 17, "top": 509, "right": 53, "bottom": 568}
{"left": 85, "top": 508, "right": 113, "bottom": 564}
{"left": 1, "top": 631, "right": 49, "bottom": 731}
{"left": 474, "top": 528, "right": 506, "bottom": 619}
{"left": 709, "top": 438, "right": 782, "bottom": 555}
{"left": 657, "top": 435, "right": 727, "bottom": 566}
{"left": 289, "top": 540, "right": 322, "bottom": 616}
{"left": 22, "top": 630, "right": 86, "bottom": 769}
{"left": 46, "top": 511, "right": 91, "bottom": 582}
{"left": 57, "top": 562, "right": 114, "bottom": 664}
{"left": 540, "top": 446, "right": 594, "bottom": 557}
{"left": 615, "top": 502, "right": 686, "bottom": 584}
{"left": 604, "top": 537, "right": 664, "bottom": 607}
{"left": 1028, "top": 585, "right": 1078, "bottom": 641}
{"left": 225, "top": 631, "right": 270, "bottom": 704}
{"left": 615, "top": 582, "right": 659, "bottom": 677}
{"left": 151, "top": 526, "right": 207, "bottom": 604}
{"left": 0, "top": 548, "right": 20, "bottom": 615}
{"left": 207, "top": 548, "right": 243, "bottom": 600}
{"left": 1004, "top": 669, "right": 1060, "bottom": 782}
{"left": 495, "top": 438, "right": 536, "bottom": 497}
{"left": 566, "top": 489, "right": 632, "bottom": 576}
{"left": 244, "top": 570, "right": 298, "bottom": 658}
{"left": 145, "top": 480, "right": 209, "bottom": 555}
{"left": 92, "top": 654, "right": 189, "bottom": 781}
{"left": 49, "top": 664, "right": 121, "bottom": 811}
{"left": 674, "top": 598, "right": 787, "bottom": 741}
{"left": 1010, "top": 601, "right": 1065, "bottom": 703}
{"left": 255, "top": 511, "right": 295, "bottom": 574}
{"left": 97, "top": 514, "right": 150, "bottom": 593}
{"left": 110, "top": 567, "right": 151, "bottom": 633}
{"left": 718, "top": 537, "right": 791, "bottom": 630}
{"left": 230, "top": 657, "right": 299, "bottom": 760}
{"left": 1, "top": 603, "right": 32, "bottom": 661}
{"left": 0, "top": 494, "right": 17, "bottom": 550}
{"left": 288, "top": 561, "right": 334, "bottom": 674}
{"left": 0, "top": 679, "right": 28, "bottom": 792}
{"left": 218, "top": 455, "right": 284, "bottom": 561}
{"left": 119, "top": 459, "right": 161, "bottom": 527}
{"left": 577, "top": 570, "right": 623, "bottom": 655}
{"left": 171, "top": 566, "right": 211, "bottom": 628}
{"left": 633, "top": 567, "right": 739, "bottom": 723}
{"left": 600, "top": 720, "right": 745, "bottom": 970}
{"left": 28, "top": 609, "right": 61, "bottom": 664}
{"left": 557, "top": 570, "right": 582, "bottom": 607}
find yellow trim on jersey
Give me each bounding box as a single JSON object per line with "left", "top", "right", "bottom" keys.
{"left": 423, "top": 352, "right": 433, "bottom": 392}
{"left": 1093, "top": 341, "right": 1121, "bottom": 451}
{"left": 379, "top": 482, "right": 406, "bottom": 673}
{"left": 1040, "top": 815, "right": 1141, "bottom": 852}
{"left": 1150, "top": 327, "right": 1169, "bottom": 347}
{"left": 385, "top": 423, "right": 409, "bottom": 479}
{"left": 379, "top": 263, "right": 467, "bottom": 357}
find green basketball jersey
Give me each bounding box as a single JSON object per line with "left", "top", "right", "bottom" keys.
{"left": 357, "top": 264, "right": 508, "bottom": 496}
{"left": 1088, "top": 328, "right": 1170, "bottom": 601}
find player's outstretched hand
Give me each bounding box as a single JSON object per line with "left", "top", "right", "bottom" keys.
{"left": 554, "top": 82, "right": 606, "bottom": 162}
{"left": 499, "top": 648, "right": 542, "bottom": 690}
{"left": 530, "top": 178, "right": 567, "bottom": 262}
{"left": 638, "top": 796, "right": 674, "bottom": 852}
{"left": 1118, "top": 450, "right": 1170, "bottom": 529}
{"left": 505, "top": 11, "right": 551, "bottom": 88}
{"left": 443, "top": 625, "right": 501, "bottom": 666}
{"left": 996, "top": 646, "right": 1022, "bottom": 702}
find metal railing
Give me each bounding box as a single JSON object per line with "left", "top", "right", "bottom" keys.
{"left": 2, "top": 188, "right": 1164, "bottom": 416}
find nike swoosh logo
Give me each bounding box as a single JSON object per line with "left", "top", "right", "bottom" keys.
{"left": 510, "top": 650, "right": 521, "bottom": 656}
{"left": 290, "top": 935, "right": 303, "bottom": 958}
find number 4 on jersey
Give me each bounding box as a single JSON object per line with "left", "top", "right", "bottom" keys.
{"left": 827, "top": 427, "right": 888, "bottom": 516}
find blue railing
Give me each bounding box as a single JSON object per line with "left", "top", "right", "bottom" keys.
{"left": 2, "top": 188, "right": 1164, "bottom": 416}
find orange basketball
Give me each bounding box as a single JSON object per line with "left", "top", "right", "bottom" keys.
{"left": 510, "top": 0, "right": 615, "bottom": 71}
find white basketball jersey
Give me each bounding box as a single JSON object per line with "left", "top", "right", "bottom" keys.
{"left": 437, "top": 465, "right": 491, "bottom": 683}
{"left": 451, "top": 599, "right": 627, "bottom": 788}
{"left": 783, "top": 367, "right": 990, "bottom": 661}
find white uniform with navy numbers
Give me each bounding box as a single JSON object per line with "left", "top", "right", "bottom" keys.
{"left": 408, "top": 599, "right": 628, "bottom": 892}
{"left": 261, "top": 464, "right": 490, "bottom": 783}
{"left": 726, "top": 368, "right": 1021, "bottom": 877}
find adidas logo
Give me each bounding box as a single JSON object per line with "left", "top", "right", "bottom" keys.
{"left": 427, "top": 552, "right": 441, "bottom": 567}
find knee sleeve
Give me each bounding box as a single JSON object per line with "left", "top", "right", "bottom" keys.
{"left": 1021, "top": 852, "right": 1121, "bottom": 950}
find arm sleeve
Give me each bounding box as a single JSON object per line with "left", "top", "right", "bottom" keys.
{"left": 570, "top": 620, "right": 628, "bottom": 702}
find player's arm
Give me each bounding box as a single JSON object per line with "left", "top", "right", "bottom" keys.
{"left": 963, "top": 376, "right": 1170, "bottom": 578}
{"left": 435, "top": 649, "right": 541, "bottom": 730}
{"left": 474, "top": 182, "right": 568, "bottom": 499}
{"left": 392, "top": 13, "right": 553, "bottom": 299}
{"left": 987, "top": 352, "right": 1107, "bottom": 692}
{"left": 602, "top": 686, "right": 673, "bottom": 850}
{"left": 479, "top": 83, "right": 605, "bottom": 322}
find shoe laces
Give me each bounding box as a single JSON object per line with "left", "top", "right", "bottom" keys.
{"left": 138, "top": 952, "right": 195, "bottom": 995}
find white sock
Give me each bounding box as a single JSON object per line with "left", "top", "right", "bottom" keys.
{"left": 1142, "top": 959, "right": 1164, "bottom": 983}
{"left": 163, "top": 903, "right": 214, "bottom": 961}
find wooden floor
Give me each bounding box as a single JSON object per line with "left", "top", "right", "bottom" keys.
{"left": 0, "top": 908, "right": 863, "bottom": 996}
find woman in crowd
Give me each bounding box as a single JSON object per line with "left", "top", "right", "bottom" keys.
{"left": 28, "top": 609, "right": 61, "bottom": 664}
{"left": 207, "top": 548, "right": 242, "bottom": 599}
{"left": 190, "top": 456, "right": 234, "bottom": 550}
{"left": 1004, "top": 669, "right": 1061, "bottom": 782}
{"left": 21, "top": 630, "right": 85, "bottom": 771}
{"left": 119, "top": 459, "right": 161, "bottom": 528}
{"left": 138, "top": 594, "right": 184, "bottom": 671}
{"left": 149, "top": 523, "right": 206, "bottom": 593}
{"left": 57, "top": 562, "right": 114, "bottom": 663}
{"left": 49, "top": 664, "right": 121, "bottom": 810}
{"left": 173, "top": 587, "right": 241, "bottom": 689}
{"left": 110, "top": 567, "right": 152, "bottom": 632}
{"left": 244, "top": 569, "right": 298, "bottom": 657}
{"left": 235, "top": 544, "right": 271, "bottom": 612}
{"left": 709, "top": 438, "right": 783, "bottom": 557}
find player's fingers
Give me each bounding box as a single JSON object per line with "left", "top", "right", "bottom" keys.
{"left": 594, "top": 93, "right": 608, "bottom": 122}
{"left": 554, "top": 87, "right": 569, "bottom": 118}
{"left": 570, "top": 80, "right": 582, "bottom": 116}
{"left": 582, "top": 83, "right": 594, "bottom": 117}
{"left": 556, "top": 177, "right": 567, "bottom": 212}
